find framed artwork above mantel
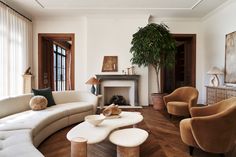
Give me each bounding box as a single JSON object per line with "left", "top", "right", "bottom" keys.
{"left": 102, "top": 56, "right": 118, "bottom": 72}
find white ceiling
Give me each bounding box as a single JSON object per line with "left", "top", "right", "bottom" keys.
{"left": 4, "top": 0, "right": 229, "bottom": 19}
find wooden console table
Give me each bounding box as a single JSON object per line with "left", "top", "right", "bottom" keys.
{"left": 206, "top": 86, "right": 236, "bottom": 104}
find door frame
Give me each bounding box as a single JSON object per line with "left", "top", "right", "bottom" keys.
{"left": 161, "top": 34, "right": 196, "bottom": 92}
{"left": 38, "top": 33, "right": 75, "bottom": 90}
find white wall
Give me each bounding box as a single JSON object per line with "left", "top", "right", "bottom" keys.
{"left": 202, "top": 0, "right": 236, "bottom": 88}
{"left": 148, "top": 0, "right": 236, "bottom": 105}
{"left": 202, "top": 1, "right": 236, "bottom": 79}
{"left": 32, "top": 0, "right": 236, "bottom": 106}
{"left": 148, "top": 18, "right": 205, "bottom": 103}
{"left": 33, "top": 16, "right": 88, "bottom": 90}
{"left": 33, "top": 15, "right": 150, "bottom": 105}
{"left": 86, "top": 15, "right": 149, "bottom": 105}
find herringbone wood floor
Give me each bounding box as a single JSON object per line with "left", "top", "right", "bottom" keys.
{"left": 38, "top": 107, "right": 233, "bottom": 157}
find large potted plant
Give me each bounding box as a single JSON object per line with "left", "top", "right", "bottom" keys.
{"left": 130, "top": 23, "right": 176, "bottom": 110}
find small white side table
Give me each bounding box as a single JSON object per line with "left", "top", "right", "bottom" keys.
{"left": 109, "top": 128, "right": 148, "bottom": 157}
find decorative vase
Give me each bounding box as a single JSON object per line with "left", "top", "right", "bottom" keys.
{"left": 151, "top": 93, "right": 167, "bottom": 110}
{"left": 91, "top": 85, "right": 95, "bottom": 95}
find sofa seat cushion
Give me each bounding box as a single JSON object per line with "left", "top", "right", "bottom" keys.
{"left": 0, "top": 129, "right": 43, "bottom": 157}
{"left": 0, "top": 129, "right": 31, "bottom": 147}
{"left": 0, "top": 106, "right": 67, "bottom": 134}
{"left": 53, "top": 102, "right": 93, "bottom": 115}
{"left": 0, "top": 102, "right": 93, "bottom": 135}
{"left": 167, "top": 101, "right": 190, "bottom": 116}
{"left": 0, "top": 143, "right": 44, "bottom": 157}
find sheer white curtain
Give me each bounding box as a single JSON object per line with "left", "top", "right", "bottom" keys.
{"left": 0, "top": 3, "right": 32, "bottom": 99}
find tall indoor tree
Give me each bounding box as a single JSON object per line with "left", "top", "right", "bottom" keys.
{"left": 130, "top": 23, "right": 176, "bottom": 109}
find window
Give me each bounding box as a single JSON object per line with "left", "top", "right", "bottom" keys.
{"left": 53, "top": 44, "right": 66, "bottom": 91}
{"left": 0, "top": 3, "right": 32, "bottom": 98}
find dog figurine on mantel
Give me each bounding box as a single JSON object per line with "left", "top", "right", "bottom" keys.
{"left": 102, "top": 104, "right": 122, "bottom": 117}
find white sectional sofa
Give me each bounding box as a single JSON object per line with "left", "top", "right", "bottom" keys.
{"left": 0, "top": 90, "right": 98, "bottom": 157}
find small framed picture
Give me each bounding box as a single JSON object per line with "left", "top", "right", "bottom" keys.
{"left": 102, "top": 56, "right": 118, "bottom": 72}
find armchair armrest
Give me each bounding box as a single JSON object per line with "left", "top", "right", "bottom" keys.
{"left": 188, "top": 95, "right": 198, "bottom": 109}
{"left": 190, "top": 107, "right": 236, "bottom": 152}
{"left": 190, "top": 98, "right": 235, "bottom": 117}
{"left": 163, "top": 92, "right": 179, "bottom": 105}
{"left": 190, "top": 105, "right": 218, "bottom": 117}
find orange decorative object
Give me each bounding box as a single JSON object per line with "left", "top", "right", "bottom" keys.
{"left": 85, "top": 77, "right": 99, "bottom": 95}
{"left": 85, "top": 77, "right": 99, "bottom": 85}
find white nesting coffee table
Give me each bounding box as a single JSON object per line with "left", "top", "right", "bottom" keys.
{"left": 67, "top": 111, "right": 143, "bottom": 157}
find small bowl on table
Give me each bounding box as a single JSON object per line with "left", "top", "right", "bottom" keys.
{"left": 85, "top": 115, "right": 105, "bottom": 126}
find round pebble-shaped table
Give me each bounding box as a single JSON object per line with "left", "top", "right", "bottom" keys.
{"left": 67, "top": 112, "right": 143, "bottom": 157}
{"left": 109, "top": 128, "right": 148, "bottom": 157}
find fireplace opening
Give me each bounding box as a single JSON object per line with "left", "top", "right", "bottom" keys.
{"left": 96, "top": 75, "right": 139, "bottom": 106}
{"left": 109, "top": 95, "right": 128, "bottom": 106}
{"left": 104, "top": 86, "right": 132, "bottom": 106}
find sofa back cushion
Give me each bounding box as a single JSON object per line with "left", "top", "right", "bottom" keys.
{"left": 0, "top": 94, "right": 33, "bottom": 118}
{"left": 52, "top": 90, "right": 79, "bottom": 104}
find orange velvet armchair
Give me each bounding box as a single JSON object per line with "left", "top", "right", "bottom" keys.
{"left": 180, "top": 97, "right": 236, "bottom": 157}
{"left": 163, "top": 86, "right": 199, "bottom": 118}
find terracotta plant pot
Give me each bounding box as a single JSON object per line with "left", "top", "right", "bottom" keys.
{"left": 151, "top": 93, "right": 167, "bottom": 110}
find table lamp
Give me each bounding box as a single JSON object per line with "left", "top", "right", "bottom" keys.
{"left": 85, "top": 77, "right": 99, "bottom": 95}
{"left": 207, "top": 66, "right": 223, "bottom": 87}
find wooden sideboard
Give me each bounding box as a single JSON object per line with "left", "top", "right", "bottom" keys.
{"left": 206, "top": 86, "right": 236, "bottom": 104}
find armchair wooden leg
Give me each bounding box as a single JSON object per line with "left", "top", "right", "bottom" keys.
{"left": 219, "top": 153, "right": 225, "bottom": 157}
{"left": 189, "top": 146, "right": 194, "bottom": 156}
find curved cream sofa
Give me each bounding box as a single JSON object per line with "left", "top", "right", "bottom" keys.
{"left": 0, "top": 90, "right": 98, "bottom": 157}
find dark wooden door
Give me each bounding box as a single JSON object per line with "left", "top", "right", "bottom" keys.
{"left": 41, "top": 37, "right": 54, "bottom": 88}
{"left": 161, "top": 34, "right": 196, "bottom": 93}
{"left": 38, "top": 34, "right": 75, "bottom": 90}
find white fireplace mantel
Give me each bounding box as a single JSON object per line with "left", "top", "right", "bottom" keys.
{"left": 102, "top": 80, "right": 135, "bottom": 106}
{"left": 96, "top": 75, "right": 140, "bottom": 106}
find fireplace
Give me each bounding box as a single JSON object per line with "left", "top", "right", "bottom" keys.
{"left": 96, "top": 75, "right": 139, "bottom": 107}
{"left": 108, "top": 95, "right": 128, "bottom": 105}
{"left": 104, "top": 86, "right": 132, "bottom": 105}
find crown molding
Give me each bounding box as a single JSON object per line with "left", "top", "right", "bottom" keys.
{"left": 191, "top": 0, "right": 204, "bottom": 9}
{"left": 201, "top": 0, "right": 234, "bottom": 21}
{"left": 38, "top": 0, "right": 204, "bottom": 10}
{"left": 149, "top": 17, "right": 201, "bottom": 23}
{"left": 35, "top": 0, "right": 44, "bottom": 8}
